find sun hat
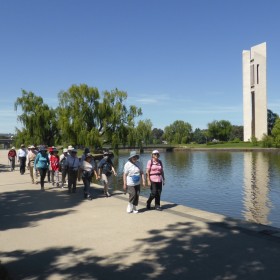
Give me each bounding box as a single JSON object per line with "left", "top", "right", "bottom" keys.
{"left": 39, "top": 145, "right": 47, "bottom": 152}
{"left": 29, "top": 145, "right": 35, "bottom": 149}
{"left": 152, "top": 150, "right": 160, "bottom": 154}
{"left": 68, "top": 145, "right": 74, "bottom": 150}
{"left": 21, "top": 144, "right": 25, "bottom": 147}
{"left": 85, "top": 153, "right": 93, "bottom": 158}
{"left": 63, "top": 148, "right": 68, "bottom": 153}
{"left": 128, "top": 151, "right": 139, "bottom": 160}
{"left": 11, "top": 146, "right": 15, "bottom": 150}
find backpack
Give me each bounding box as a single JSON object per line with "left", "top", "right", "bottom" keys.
{"left": 147, "top": 159, "right": 163, "bottom": 177}
{"left": 99, "top": 158, "right": 113, "bottom": 177}
{"left": 59, "top": 156, "right": 67, "bottom": 171}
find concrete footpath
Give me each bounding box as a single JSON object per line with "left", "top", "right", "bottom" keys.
{"left": 1, "top": 150, "right": 280, "bottom": 280}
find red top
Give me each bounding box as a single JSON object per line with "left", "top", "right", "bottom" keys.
{"left": 50, "top": 154, "right": 59, "bottom": 171}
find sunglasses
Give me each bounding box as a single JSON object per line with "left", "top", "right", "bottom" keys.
{"left": 153, "top": 153, "right": 159, "bottom": 156}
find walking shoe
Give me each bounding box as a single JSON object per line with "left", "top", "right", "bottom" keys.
{"left": 127, "top": 203, "right": 133, "bottom": 213}
{"left": 146, "top": 203, "right": 151, "bottom": 210}
{"left": 105, "top": 192, "right": 111, "bottom": 197}
{"left": 133, "top": 205, "right": 138, "bottom": 214}
{"left": 155, "top": 206, "right": 162, "bottom": 211}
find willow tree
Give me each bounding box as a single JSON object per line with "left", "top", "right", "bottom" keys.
{"left": 57, "top": 85, "right": 142, "bottom": 149}
{"left": 14, "top": 90, "right": 58, "bottom": 146}
{"left": 136, "top": 119, "right": 153, "bottom": 146}
{"left": 97, "top": 88, "right": 142, "bottom": 147}
{"left": 207, "top": 120, "right": 232, "bottom": 141}
{"left": 164, "top": 120, "right": 192, "bottom": 144}
{"left": 57, "top": 84, "right": 101, "bottom": 147}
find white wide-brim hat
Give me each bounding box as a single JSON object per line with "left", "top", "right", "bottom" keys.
{"left": 128, "top": 151, "right": 139, "bottom": 160}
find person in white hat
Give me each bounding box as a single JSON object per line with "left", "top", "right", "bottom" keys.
{"left": 17, "top": 144, "right": 27, "bottom": 175}
{"left": 146, "top": 150, "right": 165, "bottom": 211}
{"left": 59, "top": 148, "right": 69, "bottom": 188}
{"left": 26, "top": 145, "right": 38, "bottom": 184}
{"left": 7, "top": 146, "right": 17, "bottom": 171}
{"left": 123, "top": 151, "right": 146, "bottom": 213}
{"left": 80, "top": 153, "right": 98, "bottom": 200}
{"left": 65, "top": 148, "right": 80, "bottom": 193}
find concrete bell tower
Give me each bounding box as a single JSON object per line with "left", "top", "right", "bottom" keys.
{"left": 242, "top": 42, "right": 267, "bottom": 141}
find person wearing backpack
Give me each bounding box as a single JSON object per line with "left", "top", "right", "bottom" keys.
{"left": 34, "top": 146, "right": 50, "bottom": 191}
{"left": 8, "top": 146, "right": 17, "bottom": 171}
{"left": 146, "top": 150, "right": 165, "bottom": 211}
{"left": 97, "top": 151, "right": 117, "bottom": 197}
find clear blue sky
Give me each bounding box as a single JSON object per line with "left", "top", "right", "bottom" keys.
{"left": 1, "top": 0, "right": 280, "bottom": 134}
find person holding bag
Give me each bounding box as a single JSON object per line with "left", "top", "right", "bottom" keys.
{"left": 80, "top": 153, "right": 98, "bottom": 200}
{"left": 123, "top": 151, "right": 145, "bottom": 213}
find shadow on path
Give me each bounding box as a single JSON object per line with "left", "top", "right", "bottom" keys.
{"left": 0, "top": 188, "right": 84, "bottom": 231}
{"left": 1, "top": 220, "right": 280, "bottom": 279}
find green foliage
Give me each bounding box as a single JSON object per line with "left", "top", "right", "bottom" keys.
{"left": 164, "top": 120, "right": 192, "bottom": 144}
{"left": 250, "top": 136, "right": 258, "bottom": 146}
{"left": 229, "top": 125, "right": 243, "bottom": 141}
{"left": 151, "top": 128, "right": 164, "bottom": 143}
{"left": 267, "top": 109, "right": 279, "bottom": 135}
{"left": 136, "top": 119, "right": 153, "bottom": 146}
{"left": 14, "top": 90, "right": 58, "bottom": 146}
{"left": 192, "top": 128, "right": 206, "bottom": 144}
{"left": 261, "top": 134, "right": 274, "bottom": 148}
{"left": 207, "top": 120, "right": 232, "bottom": 141}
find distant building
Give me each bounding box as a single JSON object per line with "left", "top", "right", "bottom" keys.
{"left": 242, "top": 42, "right": 267, "bottom": 142}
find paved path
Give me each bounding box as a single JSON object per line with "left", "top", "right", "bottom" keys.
{"left": 1, "top": 149, "right": 280, "bottom": 280}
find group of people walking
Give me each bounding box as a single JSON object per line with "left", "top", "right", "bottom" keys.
{"left": 7, "top": 145, "right": 117, "bottom": 199}
{"left": 7, "top": 145, "right": 166, "bottom": 212}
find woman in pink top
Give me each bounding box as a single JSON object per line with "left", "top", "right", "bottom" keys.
{"left": 146, "top": 150, "right": 165, "bottom": 211}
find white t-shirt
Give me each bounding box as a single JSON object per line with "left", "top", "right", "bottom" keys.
{"left": 123, "top": 161, "right": 143, "bottom": 186}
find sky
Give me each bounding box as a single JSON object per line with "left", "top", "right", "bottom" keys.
{"left": 1, "top": 0, "right": 280, "bottom": 134}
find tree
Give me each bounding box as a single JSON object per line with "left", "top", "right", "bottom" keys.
{"left": 136, "top": 119, "right": 153, "bottom": 146}
{"left": 57, "top": 84, "right": 101, "bottom": 147}
{"left": 164, "top": 120, "right": 192, "bottom": 144}
{"left": 267, "top": 109, "right": 279, "bottom": 135}
{"left": 151, "top": 128, "right": 164, "bottom": 144}
{"left": 14, "top": 90, "right": 58, "bottom": 146}
{"left": 272, "top": 117, "right": 280, "bottom": 147}
{"left": 98, "top": 88, "right": 142, "bottom": 146}
{"left": 192, "top": 128, "right": 206, "bottom": 144}
{"left": 229, "top": 125, "right": 243, "bottom": 141}
{"left": 207, "top": 120, "right": 232, "bottom": 141}
{"left": 57, "top": 85, "right": 142, "bottom": 148}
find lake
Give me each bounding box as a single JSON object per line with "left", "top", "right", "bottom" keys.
{"left": 112, "top": 150, "right": 280, "bottom": 229}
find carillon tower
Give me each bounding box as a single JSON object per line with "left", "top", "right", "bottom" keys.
{"left": 242, "top": 42, "right": 267, "bottom": 141}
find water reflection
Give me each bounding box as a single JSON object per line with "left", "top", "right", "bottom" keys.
{"left": 113, "top": 151, "right": 280, "bottom": 228}
{"left": 243, "top": 152, "right": 270, "bottom": 225}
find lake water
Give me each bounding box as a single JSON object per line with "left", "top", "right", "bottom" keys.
{"left": 112, "top": 150, "right": 280, "bottom": 229}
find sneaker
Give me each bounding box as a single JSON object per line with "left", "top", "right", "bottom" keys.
{"left": 155, "top": 206, "right": 162, "bottom": 211}
{"left": 133, "top": 206, "right": 138, "bottom": 214}
{"left": 127, "top": 203, "right": 133, "bottom": 213}
{"left": 105, "top": 192, "right": 111, "bottom": 197}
